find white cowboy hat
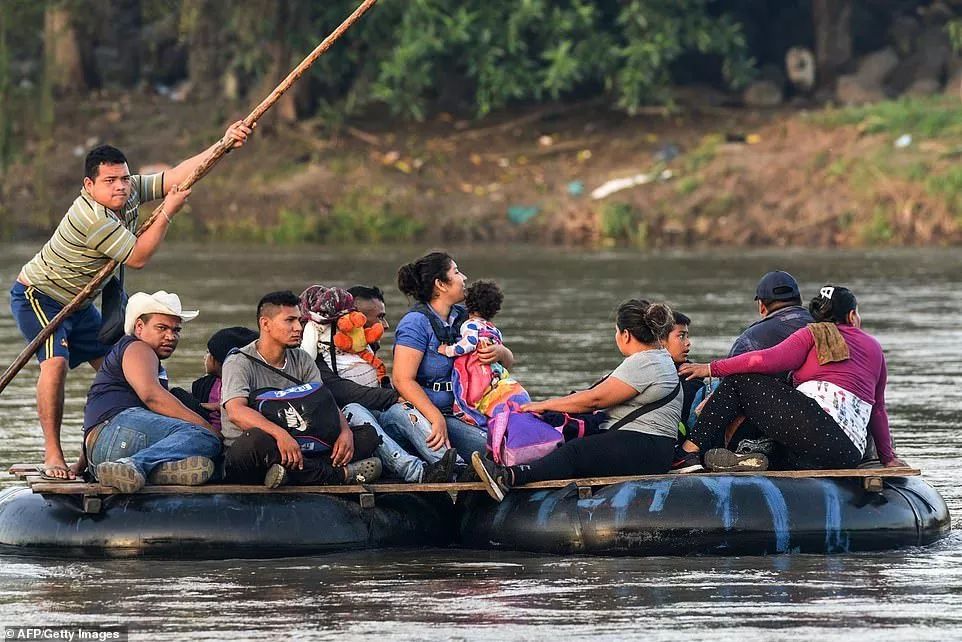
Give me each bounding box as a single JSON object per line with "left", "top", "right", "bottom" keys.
{"left": 124, "top": 290, "right": 199, "bottom": 335}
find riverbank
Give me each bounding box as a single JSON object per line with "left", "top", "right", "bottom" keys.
{"left": 2, "top": 91, "right": 961, "bottom": 247}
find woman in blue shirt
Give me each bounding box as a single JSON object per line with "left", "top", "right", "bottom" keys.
{"left": 380, "top": 252, "right": 514, "bottom": 468}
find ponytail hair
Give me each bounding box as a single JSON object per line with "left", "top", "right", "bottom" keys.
{"left": 616, "top": 299, "right": 675, "bottom": 344}
{"left": 809, "top": 285, "right": 858, "bottom": 324}
{"left": 397, "top": 252, "right": 454, "bottom": 303}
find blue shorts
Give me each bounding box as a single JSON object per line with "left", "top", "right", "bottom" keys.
{"left": 9, "top": 282, "right": 111, "bottom": 369}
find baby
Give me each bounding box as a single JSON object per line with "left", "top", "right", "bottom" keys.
{"left": 438, "top": 280, "right": 529, "bottom": 426}
{"left": 438, "top": 280, "right": 504, "bottom": 358}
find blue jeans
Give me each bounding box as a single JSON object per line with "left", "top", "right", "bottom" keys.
{"left": 379, "top": 402, "right": 486, "bottom": 464}
{"left": 88, "top": 407, "right": 222, "bottom": 478}
{"left": 342, "top": 403, "right": 425, "bottom": 482}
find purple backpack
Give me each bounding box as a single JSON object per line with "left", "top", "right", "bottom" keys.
{"left": 486, "top": 409, "right": 565, "bottom": 466}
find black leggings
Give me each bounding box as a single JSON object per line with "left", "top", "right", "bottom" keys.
{"left": 510, "top": 429, "right": 675, "bottom": 485}
{"left": 690, "top": 374, "right": 862, "bottom": 470}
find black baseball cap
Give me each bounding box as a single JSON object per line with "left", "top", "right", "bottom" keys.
{"left": 754, "top": 271, "right": 801, "bottom": 301}
{"left": 207, "top": 326, "right": 258, "bottom": 363}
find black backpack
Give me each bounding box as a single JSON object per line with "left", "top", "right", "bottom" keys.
{"left": 236, "top": 351, "right": 380, "bottom": 458}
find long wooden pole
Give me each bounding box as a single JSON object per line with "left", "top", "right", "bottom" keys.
{"left": 0, "top": 0, "right": 378, "bottom": 395}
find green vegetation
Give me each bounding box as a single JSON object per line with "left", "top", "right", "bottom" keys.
{"left": 2, "top": 1, "right": 753, "bottom": 125}
{"left": 200, "top": 192, "right": 425, "bottom": 245}
{"left": 600, "top": 201, "right": 646, "bottom": 246}
{"left": 325, "top": 190, "right": 425, "bottom": 243}
{"left": 812, "top": 97, "right": 962, "bottom": 140}
{"left": 675, "top": 175, "right": 702, "bottom": 196}
{"left": 860, "top": 207, "right": 895, "bottom": 245}
{"left": 683, "top": 134, "right": 723, "bottom": 173}
{"left": 925, "top": 166, "right": 962, "bottom": 221}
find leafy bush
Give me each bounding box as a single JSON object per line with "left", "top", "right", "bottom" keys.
{"left": 600, "top": 201, "right": 647, "bottom": 245}
{"left": 812, "top": 97, "right": 962, "bottom": 139}
{"left": 46, "top": 0, "right": 750, "bottom": 122}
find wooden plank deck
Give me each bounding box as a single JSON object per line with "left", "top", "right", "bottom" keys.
{"left": 7, "top": 463, "right": 920, "bottom": 497}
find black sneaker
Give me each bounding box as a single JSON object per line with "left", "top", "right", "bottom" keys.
{"left": 471, "top": 451, "right": 510, "bottom": 502}
{"left": 422, "top": 448, "right": 458, "bottom": 483}
{"left": 456, "top": 464, "right": 480, "bottom": 483}
{"left": 670, "top": 447, "right": 704, "bottom": 474}
{"left": 344, "top": 457, "right": 382, "bottom": 484}
{"left": 704, "top": 448, "right": 769, "bottom": 472}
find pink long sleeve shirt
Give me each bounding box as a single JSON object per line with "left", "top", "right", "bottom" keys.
{"left": 710, "top": 324, "right": 894, "bottom": 463}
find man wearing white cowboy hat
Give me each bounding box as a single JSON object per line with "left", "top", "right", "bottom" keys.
{"left": 82, "top": 290, "right": 221, "bottom": 492}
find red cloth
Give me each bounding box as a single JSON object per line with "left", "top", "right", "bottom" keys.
{"left": 710, "top": 325, "right": 894, "bottom": 463}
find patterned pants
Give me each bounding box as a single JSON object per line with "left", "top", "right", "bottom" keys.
{"left": 690, "top": 374, "right": 861, "bottom": 470}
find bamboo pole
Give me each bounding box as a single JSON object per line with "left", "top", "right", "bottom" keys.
{"left": 0, "top": 0, "right": 378, "bottom": 395}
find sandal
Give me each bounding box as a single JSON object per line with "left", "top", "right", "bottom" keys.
{"left": 35, "top": 464, "right": 76, "bottom": 482}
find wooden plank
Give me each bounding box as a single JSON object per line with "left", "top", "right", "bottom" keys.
{"left": 23, "top": 474, "right": 86, "bottom": 485}
{"left": 27, "top": 481, "right": 488, "bottom": 496}
{"left": 23, "top": 467, "right": 921, "bottom": 496}
{"left": 517, "top": 467, "right": 921, "bottom": 488}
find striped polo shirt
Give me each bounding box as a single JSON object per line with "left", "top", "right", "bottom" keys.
{"left": 20, "top": 173, "right": 164, "bottom": 305}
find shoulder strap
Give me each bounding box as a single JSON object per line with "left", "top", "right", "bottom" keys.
{"left": 327, "top": 334, "right": 339, "bottom": 376}
{"left": 411, "top": 302, "right": 466, "bottom": 345}
{"left": 609, "top": 380, "right": 681, "bottom": 432}
{"left": 234, "top": 350, "right": 303, "bottom": 386}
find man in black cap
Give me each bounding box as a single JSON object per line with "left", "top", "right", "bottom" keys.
{"left": 729, "top": 270, "right": 814, "bottom": 358}
{"left": 707, "top": 270, "right": 814, "bottom": 463}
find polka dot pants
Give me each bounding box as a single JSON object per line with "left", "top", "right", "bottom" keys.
{"left": 690, "top": 374, "right": 862, "bottom": 470}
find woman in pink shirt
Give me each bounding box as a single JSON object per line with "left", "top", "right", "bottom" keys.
{"left": 677, "top": 286, "right": 906, "bottom": 471}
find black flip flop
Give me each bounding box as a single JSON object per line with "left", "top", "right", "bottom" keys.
{"left": 35, "top": 464, "right": 78, "bottom": 483}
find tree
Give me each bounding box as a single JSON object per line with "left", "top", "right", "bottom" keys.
{"left": 43, "top": 2, "right": 87, "bottom": 93}
{"left": 181, "top": 0, "right": 228, "bottom": 100}
{"left": 812, "top": 0, "right": 853, "bottom": 89}
{"left": 0, "top": 1, "right": 11, "bottom": 171}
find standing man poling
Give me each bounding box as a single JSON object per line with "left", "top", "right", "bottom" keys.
{"left": 9, "top": 121, "right": 253, "bottom": 479}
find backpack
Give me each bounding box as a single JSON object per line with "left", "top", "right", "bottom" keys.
{"left": 540, "top": 411, "right": 607, "bottom": 441}
{"left": 236, "top": 351, "right": 380, "bottom": 458}
{"left": 486, "top": 408, "right": 564, "bottom": 466}
{"left": 486, "top": 382, "right": 682, "bottom": 467}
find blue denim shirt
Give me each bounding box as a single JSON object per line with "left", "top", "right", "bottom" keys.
{"left": 728, "top": 305, "right": 814, "bottom": 357}
{"left": 393, "top": 305, "right": 464, "bottom": 411}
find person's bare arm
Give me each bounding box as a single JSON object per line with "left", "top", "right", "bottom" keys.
{"left": 477, "top": 342, "right": 514, "bottom": 368}
{"left": 162, "top": 121, "right": 253, "bottom": 194}
{"left": 521, "top": 377, "right": 638, "bottom": 414}
{"left": 329, "top": 410, "right": 354, "bottom": 467}
{"left": 393, "top": 345, "right": 449, "bottom": 450}
{"left": 223, "top": 397, "right": 303, "bottom": 469}
{"left": 125, "top": 187, "right": 190, "bottom": 269}
{"left": 122, "top": 343, "right": 213, "bottom": 431}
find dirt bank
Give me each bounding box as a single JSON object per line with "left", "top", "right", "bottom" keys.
{"left": 2, "top": 91, "right": 960, "bottom": 247}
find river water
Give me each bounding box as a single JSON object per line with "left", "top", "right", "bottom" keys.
{"left": 0, "top": 243, "right": 959, "bottom": 640}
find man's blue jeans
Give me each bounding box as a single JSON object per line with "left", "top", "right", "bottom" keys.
{"left": 341, "top": 403, "right": 425, "bottom": 482}
{"left": 379, "top": 402, "right": 486, "bottom": 465}
{"left": 88, "top": 407, "right": 222, "bottom": 478}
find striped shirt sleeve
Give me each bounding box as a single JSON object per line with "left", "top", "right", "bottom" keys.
{"left": 83, "top": 212, "right": 137, "bottom": 263}
{"left": 130, "top": 173, "right": 165, "bottom": 203}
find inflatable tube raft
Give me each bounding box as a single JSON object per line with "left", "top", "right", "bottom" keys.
{"left": 457, "top": 475, "right": 951, "bottom": 555}
{"left": 0, "top": 487, "right": 455, "bottom": 559}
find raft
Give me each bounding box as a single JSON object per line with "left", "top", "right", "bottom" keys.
{"left": 0, "top": 466, "right": 949, "bottom": 558}
{"left": 0, "top": 485, "right": 455, "bottom": 559}
{"left": 457, "top": 470, "right": 951, "bottom": 556}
